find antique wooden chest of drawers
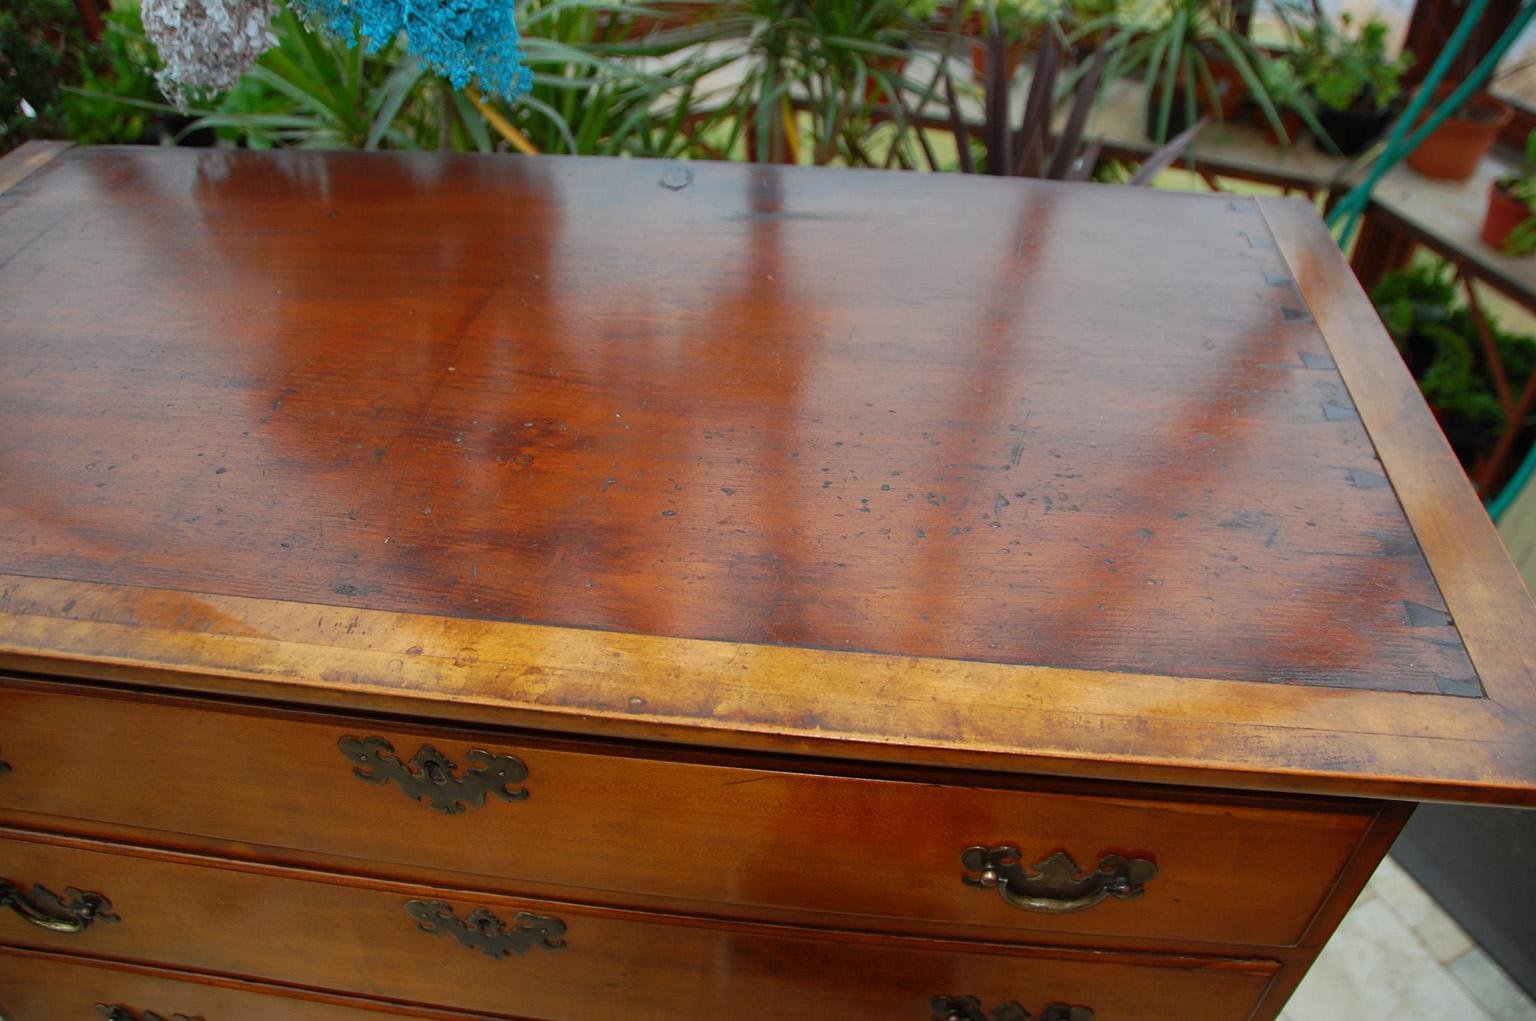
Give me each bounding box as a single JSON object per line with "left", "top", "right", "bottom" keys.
{"left": 0, "top": 142, "right": 1533, "bottom": 1021}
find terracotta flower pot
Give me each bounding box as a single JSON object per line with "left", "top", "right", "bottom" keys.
{"left": 1201, "top": 58, "right": 1248, "bottom": 120}
{"left": 865, "top": 53, "right": 906, "bottom": 102}
{"left": 971, "top": 41, "right": 1027, "bottom": 82}
{"left": 607, "top": 2, "right": 701, "bottom": 41}
{"left": 1407, "top": 87, "right": 1513, "bottom": 181}
{"left": 1261, "top": 110, "right": 1304, "bottom": 147}
{"left": 1482, "top": 179, "right": 1531, "bottom": 252}
{"left": 1156, "top": 53, "right": 1247, "bottom": 122}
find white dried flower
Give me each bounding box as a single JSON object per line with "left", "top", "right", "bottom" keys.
{"left": 142, "top": 0, "right": 278, "bottom": 111}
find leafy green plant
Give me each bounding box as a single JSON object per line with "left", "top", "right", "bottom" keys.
{"left": 940, "top": 18, "right": 1203, "bottom": 179}
{"left": 1, "top": 0, "right": 92, "bottom": 152}
{"left": 1499, "top": 130, "right": 1536, "bottom": 256}
{"left": 1254, "top": 53, "right": 1327, "bottom": 145}
{"left": 189, "top": 7, "right": 436, "bottom": 149}
{"left": 1083, "top": 0, "right": 1298, "bottom": 143}
{"left": 1372, "top": 263, "right": 1536, "bottom": 469}
{"left": 475, "top": 0, "right": 726, "bottom": 157}
{"left": 61, "top": 1, "right": 716, "bottom": 156}
{"left": 636, "top": 0, "right": 939, "bottom": 165}
{"left": 61, "top": 9, "right": 164, "bottom": 145}
{"left": 1298, "top": 13, "right": 1411, "bottom": 114}
{"left": 958, "top": 0, "right": 1041, "bottom": 46}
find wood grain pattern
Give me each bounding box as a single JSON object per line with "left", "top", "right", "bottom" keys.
{"left": 0, "top": 943, "right": 513, "bottom": 1021}
{"left": 1260, "top": 196, "right": 1536, "bottom": 725}
{"left": 0, "top": 828, "right": 1280, "bottom": 1021}
{"left": 0, "top": 149, "right": 1533, "bottom": 806}
{"left": 1245, "top": 800, "right": 1416, "bottom": 1021}
{"left": 0, "top": 680, "right": 1376, "bottom": 950}
{"left": 0, "top": 141, "right": 71, "bottom": 197}
{"left": 3, "top": 574, "right": 1533, "bottom": 804}
{"left": 0, "top": 146, "right": 1472, "bottom": 695}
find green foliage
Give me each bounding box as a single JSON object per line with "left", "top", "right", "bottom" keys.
{"left": 64, "top": 1, "right": 733, "bottom": 157}
{"left": 27, "top": 0, "right": 1407, "bottom": 170}
{"left": 1091, "top": 0, "right": 1297, "bottom": 143}
{"left": 1499, "top": 129, "right": 1536, "bottom": 256}
{"left": 1256, "top": 58, "right": 1304, "bottom": 112}
{"left": 187, "top": 8, "right": 433, "bottom": 149}
{"left": 1505, "top": 198, "right": 1536, "bottom": 257}
{"left": 1, "top": 0, "right": 91, "bottom": 152}
{"left": 677, "top": 0, "right": 935, "bottom": 164}
{"left": 1297, "top": 13, "right": 1411, "bottom": 114}
{"left": 1251, "top": 43, "right": 1330, "bottom": 145}
{"left": 490, "top": 0, "right": 725, "bottom": 157}
{"left": 960, "top": 0, "right": 1051, "bottom": 44}
{"left": 61, "top": 9, "right": 164, "bottom": 145}
{"left": 1372, "top": 263, "right": 1536, "bottom": 468}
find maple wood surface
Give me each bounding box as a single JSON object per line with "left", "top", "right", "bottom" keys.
{"left": 0, "top": 943, "right": 513, "bottom": 1021}
{"left": 1, "top": 146, "right": 1534, "bottom": 806}
{"left": 0, "top": 829, "right": 1279, "bottom": 1021}
{"left": 0, "top": 680, "right": 1377, "bottom": 950}
{"left": 0, "top": 145, "right": 1472, "bottom": 694}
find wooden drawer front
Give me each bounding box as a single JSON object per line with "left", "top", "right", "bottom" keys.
{"left": 0, "top": 832, "right": 1278, "bottom": 1021}
{"left": 0, "top": 682, "right": 1371, "bottom": 947}
{"left": 0, "top": 945, "right": 505, "bottom": 1021}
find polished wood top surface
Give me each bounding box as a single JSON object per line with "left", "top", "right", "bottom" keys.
{"left": 0, "top": 146, "right": 1469, "bottom": 693}
{"left": 2, "top": 144, "right": 1533, "bottom": 803}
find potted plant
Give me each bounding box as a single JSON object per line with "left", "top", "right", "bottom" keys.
{"left": 1483, "top": 129, "right": 1536, "bottom": 254}
{"left": 942, "top": 21, "right": 1204, "bottom": 179}
{"left": 681, "top": 0, "right": 931, "bottom": 164}
{"left": 1, "top": 0, "right": 92, "bottom": 152}
{"left": 960, "top": 0, "right": 1033, "bottom": 80}
{"left": 1095, "top": 0, "right": 1286, "bottom": 143}
{"left": 1372, "top": 262, "right": 1536, "bottom": 473}
{"left": 1256, "top": 57, "right": 1327, "bottom": 147}
{"left": 61, "top": 7, "right": 203, "bottom": 146}
{"left": 1298, "top": 13, "right": 1411, "bottom": 156}
{"left": 1405, "top": 84, "right": 1513, "bottom": 181}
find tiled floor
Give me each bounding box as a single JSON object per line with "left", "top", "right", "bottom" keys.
{"left": 1279, "top": 856, "right": 1536, "bottom": 1020}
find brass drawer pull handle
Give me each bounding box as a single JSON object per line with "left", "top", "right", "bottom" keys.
{"left": 0, "top": 877, "right": 119, "bottom": 933}
{"left": 97, "top": 1006, "right": 203, "bottom": 1021}
{"left": 960, "top": 847, "right": 1157, "bottom": 913}
{"left": 931, "top": 995, "right": 1093, "bottom": 1021}
{"left": 405, "top": 899, "right": 566, "bottom": 958}
{"left": 338, "top": 736, "right": 529, "bottom": 814}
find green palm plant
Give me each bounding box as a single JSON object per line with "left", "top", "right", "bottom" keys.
{"left": 941, "top": 17, "right": 1204, "bottom": 179}
{"left": 629, "top": 0, "right": 940, "bottom": 166}
{"left": 1081, "top": 0, "right": 1298, "bottom": 142}
{"left": 194, "top": 7, "right": 433, "bottom": 149}
{"left": 63, "top": 1, "right": 707, "bottom": 155}
{"left": 63, "top": 6, "right": 436, "bottom": 149}
{"left": 61, "top": 8, "right": 164, "bottom": 145}
{"left": 468, "top": 0, "right": 727, "bottom": 157}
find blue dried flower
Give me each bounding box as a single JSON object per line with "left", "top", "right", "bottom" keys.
{"left": 291, "top": 0, "right": 531, "bottom": 100}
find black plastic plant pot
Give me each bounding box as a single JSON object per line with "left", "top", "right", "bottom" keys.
{"left": 1144, "top": 90, "right": 1195, "bottom": 143}
{"left": 1315, "top": 105, "right": 1393, "bottom": 157}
